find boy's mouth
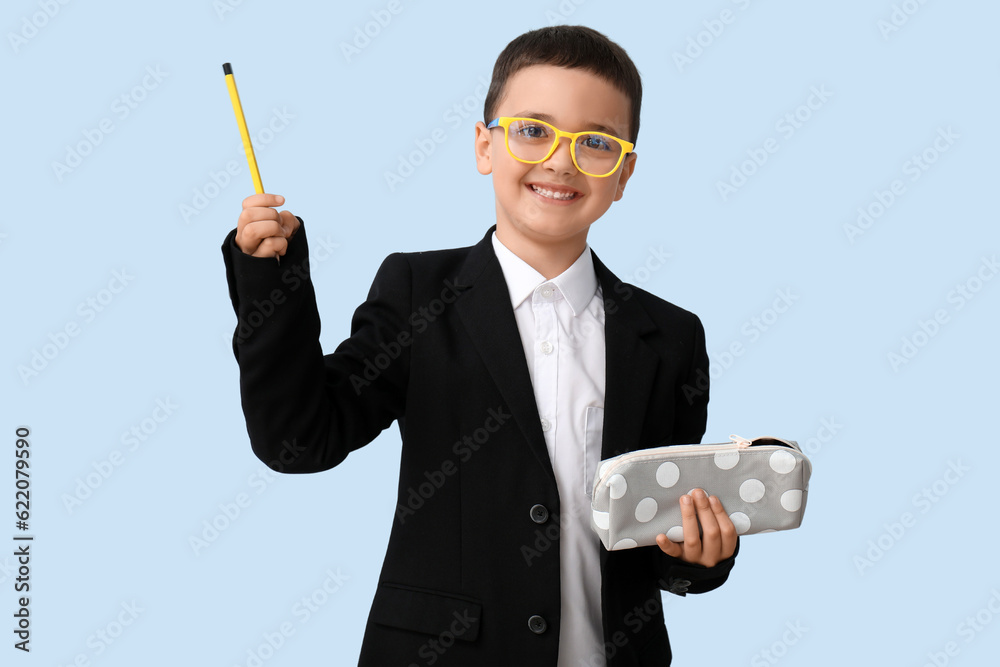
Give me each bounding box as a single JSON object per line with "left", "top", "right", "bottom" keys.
{"left": 526, "top": 182, "right": 582, "bottom": 202}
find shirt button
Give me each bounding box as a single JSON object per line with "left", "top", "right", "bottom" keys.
{"left": 529, "top": 504, "right": 549, "bottom": 524}
{"left": 540, "top": 341, "right": 553, "bottom": 355}
{"left": 540, "top": 285, "right": 554, "bottom": 299}
{"left": 528, "top": 615, "right": 547, "bottom": 634}
{"left": 540, "top": 419, "right": 551, "bottom": 432}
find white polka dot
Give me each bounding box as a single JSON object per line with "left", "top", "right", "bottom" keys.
{"left": 607, "top": 474, "right": 627, "bottom": 500}
{"left": 612, "top": 538, "right": 637, "bottom": 550}
{"left": 666, "top": 525, "right": 685, "bottom": 542}
{"left": 635, "top": 497, "right": 658, "bottom": 523}
{"left": 656, "top": 462, "right": 680, "bottom": 488}
{"left": 739, "top": 479, "right": 766, "bottom": 503}
{"left": 593, "top": 509, "right": 610, "bottom": 530}
{"left": 714, "top": 450, "right": 740, "bottom": 470}
{"left": 780, "top": 489, "right": 803, "bottom": 512}
{"left": 769, "top": 450, "right": 797, "bottom": 474}
{"left": 729, "top": 512, "right": 751, "bottom": 534}
{"left": 598, "top": 460, "right": 614, "bottom": 479}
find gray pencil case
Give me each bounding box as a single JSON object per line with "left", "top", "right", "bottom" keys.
{"left": 591, "top": 435, "right": 812, "bottom": 551}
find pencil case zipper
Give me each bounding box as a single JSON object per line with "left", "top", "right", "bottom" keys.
{"left": 594, "top": 435, "right": 801, "bottom": 490}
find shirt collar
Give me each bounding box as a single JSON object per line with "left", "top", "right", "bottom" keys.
{"left": 491, "top": 230, "right": 598, "bottom": 317}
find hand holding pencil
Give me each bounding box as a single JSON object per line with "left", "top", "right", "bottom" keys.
{"left": 224, "top": 63, "right": 298, "bottom": 260}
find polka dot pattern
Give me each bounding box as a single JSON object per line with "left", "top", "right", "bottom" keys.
{"left": 729, "top": 512, "right": 751, "bottom": 534}
{"left": 714, "top": 450, "right": 740, "bottom": 470}
{"left": 739, "top": 478, "right": 765, "bottom": 503}
{"left": 769, "top": 450, "right": 797, "bottom": 474}
{"left": 780, "top": 489, "right": 803, "bottom": 512}
{"left": 656, "top": 462, "right": 679, "bottom": 488}
{"left": 590, "top": 440, "right": 810, "bottom": 549}
{"left": 635, "top": 497, "right": 658, "bottom": 523}
{"left": 606, "top": 474, "right": 627, "bottom": 500}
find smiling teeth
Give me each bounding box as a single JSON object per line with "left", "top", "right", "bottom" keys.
{"left": 531, "top": 185, "right": 577, "bottom": 200}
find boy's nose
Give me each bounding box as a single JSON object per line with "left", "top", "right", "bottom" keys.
{"left": 544, "top": 136, "right": 577, "bottom": 173}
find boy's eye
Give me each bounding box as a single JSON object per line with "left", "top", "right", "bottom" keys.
{"left": 514, "top": 123, "right": 550, "bottom": 139}
{"left": 580, "top": 134, "right": 613, "bottom": 152}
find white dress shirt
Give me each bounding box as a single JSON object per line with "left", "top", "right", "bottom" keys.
{"left": 491, "top": 231, "right": 607, "bottom": 667}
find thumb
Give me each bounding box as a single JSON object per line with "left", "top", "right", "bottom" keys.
{"left": 656, "top": 533, "right": 681, "bottom": 558}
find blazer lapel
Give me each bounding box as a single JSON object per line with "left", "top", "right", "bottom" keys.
{"left": 454, "top": 225, "right": 556, "bottom": 484}
{"left": 591, "top": 249, "right": 661, "bottom": 461}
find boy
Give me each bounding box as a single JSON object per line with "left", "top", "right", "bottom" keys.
{"left": 222, "top": 25, "right": 738, "bottom": 666}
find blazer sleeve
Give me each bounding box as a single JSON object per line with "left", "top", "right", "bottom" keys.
{"left": 221, "top": 218, "right": 411, "bottom": 473}
{"left": 648, "top": 312, "right": 740, "bottom": 595}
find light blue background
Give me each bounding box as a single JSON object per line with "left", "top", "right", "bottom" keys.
{"left": 4, "top": 0, "right": 998, "bottom": 665}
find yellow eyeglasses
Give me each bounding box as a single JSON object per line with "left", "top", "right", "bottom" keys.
{"left": 486, "top": 117, "right": 635, "bottom": 178}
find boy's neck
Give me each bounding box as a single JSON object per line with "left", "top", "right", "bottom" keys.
{"left": 495, "top": 226, "right": 588, "bottom": 281}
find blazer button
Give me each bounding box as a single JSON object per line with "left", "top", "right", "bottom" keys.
{"left": 529, "top": 504, "right": 549, "bottom": 524}
{"left": 528, "top": 615, "right": 547, "bottom": 634}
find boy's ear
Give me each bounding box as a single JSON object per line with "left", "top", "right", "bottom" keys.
{"left": 474, "top": 121, "right": 493, "bottom": 175}
{"left": 613, "top": 152, "right": 638, "bottom": 202}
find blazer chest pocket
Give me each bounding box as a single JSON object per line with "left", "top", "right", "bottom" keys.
{"left": 369, "top": 582, "right": 483, "bottom": 642}
{"left": 584, "top": 406, "right": 605, "bottom": 496}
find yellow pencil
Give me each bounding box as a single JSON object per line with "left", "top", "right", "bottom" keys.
{"left": 223, "top": 62, "right": 264, "bottom": 194}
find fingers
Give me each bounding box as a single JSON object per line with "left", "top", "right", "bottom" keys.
{"left": 693, "top": 489, "right": 721, "bottom": 565}
{"left": 278, "top": 209, "right": 301, "bottom": 239}
{"left": 656, "top": 533, "right": 681, "bottom": 558}
{"left": 242, "top": 193, "right": 284, "bottom": 209}
{"left": 678, "top": 491, "right": 702, "bottom": 562}
{"left": 710, "top": 495, "right": 738, "bottom": 560}
{"left": 235, "top": 193, "right": 296, "bottom": 257}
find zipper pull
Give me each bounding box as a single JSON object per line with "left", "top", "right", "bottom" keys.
{"left": 729, "top": 434, "right": 752, "bottom": 448}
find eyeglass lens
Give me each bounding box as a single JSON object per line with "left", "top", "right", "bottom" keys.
{"left": 507, "top": 119, "right": 623, "bottom": 176}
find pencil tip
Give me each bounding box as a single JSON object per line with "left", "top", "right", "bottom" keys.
{"left": 222, "top": 62, "right": 232, "bottom": 75}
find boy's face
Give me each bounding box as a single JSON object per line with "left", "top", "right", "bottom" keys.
{"left": 475, "top": 64, "right": 637, "bottom": 253}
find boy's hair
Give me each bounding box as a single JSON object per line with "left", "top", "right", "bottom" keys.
{"left": 484, "top": 25, "right": 643, "bottom": 144}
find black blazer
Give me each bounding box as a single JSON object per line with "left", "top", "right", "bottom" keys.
{"left": 222, "top": 221, "right": 738, "bottom": 666}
